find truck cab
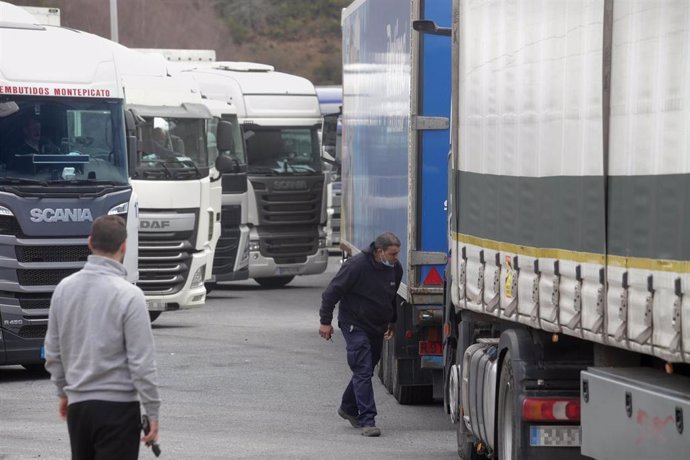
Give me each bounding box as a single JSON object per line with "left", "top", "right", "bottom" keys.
{"left": 177, "top": 62, "right": 329, "bottom": 288}
{"left": 104, "top": 46, "right": 231, "bottom": 318}
{"left": 0, "top": 4, "right": 137, "bottom": 367}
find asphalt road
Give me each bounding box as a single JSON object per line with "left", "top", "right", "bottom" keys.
{"left": 0, "top": 256, "right": 456, "bottom": 459}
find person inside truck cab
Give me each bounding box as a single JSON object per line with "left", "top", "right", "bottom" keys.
{"left": 17, "top": 115, "right": 59, "bottom": 155}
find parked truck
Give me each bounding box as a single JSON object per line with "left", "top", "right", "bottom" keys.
{"left": 320, "top": 110, "right": 342, "bottom": 249}
{"left": 426, "top": 0, "right": 690, "bottom": 459}
{"left": 136, "top": 50, "right": 251, "bottom": 290}
{"left": 0, "top": 3, "right": 138, "bottom": 368}
{"left": 105, "top": 45, "right": 234, "bottom": 319}
{"left": 176, "top": 62, "right": 330, "bottom": 288}
{"left": 340, "top": 0, "right": 452, "bottom": 402}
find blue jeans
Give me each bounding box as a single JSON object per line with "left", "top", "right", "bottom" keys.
{"left": 339, "top": 323, "right": 384, "bottom": 427}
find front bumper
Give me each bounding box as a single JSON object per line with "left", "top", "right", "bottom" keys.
{"left": 249, "top": 248, "right": 329, "bottom": 279}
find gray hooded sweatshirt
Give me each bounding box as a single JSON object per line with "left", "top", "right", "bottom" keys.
{"left": 44, "top": 255, "right": 160, "bottom": 420}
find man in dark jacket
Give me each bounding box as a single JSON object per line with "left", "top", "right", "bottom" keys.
{"left": 319, "top": 232, "right": 403, "bottom": 437}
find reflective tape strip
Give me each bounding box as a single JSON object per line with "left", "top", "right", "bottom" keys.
{"left": 529, "top": 425, "right": 581, "bottom": 447}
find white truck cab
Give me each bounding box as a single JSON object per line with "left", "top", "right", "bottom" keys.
{"left": 175, "top": 62, "right": 329, "bottom": 288}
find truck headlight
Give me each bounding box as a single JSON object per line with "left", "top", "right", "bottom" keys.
{"left": 249, "top": 240, "right": 260, "bottom": 252}
{"left": 191, "top": 264, "right": 206, "bottom": 288}
{"left": 0, "top": 206, "right": 14, "bottom": 216}
{"left": 108, "top": 202, "right": 129, "bottom": 215}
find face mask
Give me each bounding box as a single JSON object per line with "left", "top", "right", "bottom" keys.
{"left": 379, "top": 253, "right": 394, "bottom": 268}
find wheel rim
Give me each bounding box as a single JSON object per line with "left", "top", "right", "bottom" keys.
{"left": 500, "top": 381, "right": 514, "bottom": 459}
{"left": 449, "top": 364, "right": 461, "bottom": 423}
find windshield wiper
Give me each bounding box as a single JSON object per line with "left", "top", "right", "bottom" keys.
{"left": 0, "top": 176, "right": 49, "bottom": 186}
{"left": 46, "top": 179, "right": 122, "bottom": 186}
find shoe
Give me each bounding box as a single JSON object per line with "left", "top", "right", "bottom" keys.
{"left": 361, "top": 426, "right": 381, "bottom": 437}
{"left": 338, "top": 407, "right": 360, "bottom": 428}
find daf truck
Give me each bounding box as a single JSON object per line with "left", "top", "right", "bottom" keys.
{"left": 0, "top": 3, "right": 138, "bottom": 368}
{"left": 176, "top": 62, "right": 329, "bottom": 288}
{"left": 424, "top": 0, "right": 690, "bottom": 458}
{"left": 102, "top": 44, "right": 234, "bottom": 319}
{"left": 340, "top": 0, "right": 452, "bottom": 403}
{"left": 136, "top": 50, "right": 252, "bottom": 290}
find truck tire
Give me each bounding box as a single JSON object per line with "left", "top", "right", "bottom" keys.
{"left": 149, "top": 311, "right": 162, "bottom": 322}
{"left": 254, "top": 276, "right": 294, "bottom": 288}
{"left": 497, "top": 352, "right": 521, "bottom": 460}
{"left": 457, "top": 414, "right": 483, "bottom": 460}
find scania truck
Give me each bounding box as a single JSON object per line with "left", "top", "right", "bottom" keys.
{"left": 106, "top": 46, "right": 234, "bottom": 319}
{"left": 340, "top": 0, "right": 452, "bottom": 403}
{"left": 421, "top": 0, "right": 690, "bottom": 458}
{"left": 176, "top": 62, "right": 329, "bottom": 288}
{"left": 0, "top": 3, "right": 137, "bottom": 368}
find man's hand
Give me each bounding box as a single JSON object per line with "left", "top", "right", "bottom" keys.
{"left": 58, "top": 396, "right": 68, "bottom": 420}
{"left": 142, "top": 419, "right": 159, "bottom": 445}
{"left": 319, "top": 324, "right": 334, "bottom": 341}
{"left": 384, "top": 324, "right": 395, "bottom": 341}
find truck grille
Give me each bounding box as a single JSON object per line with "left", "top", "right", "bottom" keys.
{"left": 16, "top": 245, "right": 90, "bottom": 263}
{"left": 18, "top": 324, "right": 47, "bottom": 339}
{"left": 17, "top": 268, "right": 80, "bottom": 286}
{"left": 258, "top": 228, "right": 319, "bottom": 259}
{"left": 18, "top": 294, "right": 52, "bottom": 310}
{"left": 137, "top": 236, "right": 192, "bottom": 295}
{"left": 250, "top": 176, "right": 324, "bottom": 227}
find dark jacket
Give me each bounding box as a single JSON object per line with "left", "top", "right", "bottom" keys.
{"left": 320, "top": 242, "right": 403, "bottom": 336}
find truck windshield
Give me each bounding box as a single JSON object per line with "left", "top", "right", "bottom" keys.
{"left": 135, "top": 116, "right": 209, "bottom": 180}
{"left": 243, "top": 125, "right": 320, "bottom": 174}
{"left": 0, "top": 98, "right": 128, "bottom": 185}
{"left": 208, "top": 114, "right": 246, "bottom": 166}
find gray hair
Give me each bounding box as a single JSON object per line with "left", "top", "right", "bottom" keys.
{"left": 374, "top": 232, "right": 401, "bottom": 251}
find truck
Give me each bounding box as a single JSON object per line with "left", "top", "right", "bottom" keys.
{"left": 105, "top": 45, "right": 234, "bottom": 319}
{"left": 135, "top": 50, "right": 251, "bottom": 291}
{"left": 175, "top": 62, "right": 330, "bottom": 288}
{"left": 340, "top": 0, "right": 452, "bottom": 403}
{"left": 320, "top": 110, "right": 342, "bottom": 249}
{"left": 425, "top": 0, "right": 690, "bottom": 459}
{"left": 0, "top": 3, "right": 138, "bottom": 368}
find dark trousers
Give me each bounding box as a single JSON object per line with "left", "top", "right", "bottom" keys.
{"left": 339, "top": 324, "right": 384, "bottom": 427}
{"left": 66, "top": 400, "right": 141, "bottom": 460}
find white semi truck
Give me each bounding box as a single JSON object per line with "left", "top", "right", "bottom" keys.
{"left": 103, "top": 45, "right": 234, "bottom": 319}
{"left": 412, "top": 0, "right": 690, "bottom": 458}
{"left": 0, "top": 3, "right": 138, "bottom": 367}
{"left": 175, "top": 62, "right": 329, "bottom": 288}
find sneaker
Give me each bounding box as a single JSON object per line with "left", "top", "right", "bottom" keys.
{"left": 361, "top": 426, "right": 381, "bottom": 437}
{"left": 337, "top": 407, "right": 360, "bottom": 428}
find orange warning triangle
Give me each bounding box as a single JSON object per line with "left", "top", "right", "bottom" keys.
{"left": 423, "top": 267, "right": 444, "bottom": 285}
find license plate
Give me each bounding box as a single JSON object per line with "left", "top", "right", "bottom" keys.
{"left": 277, "top": 266, "right": 300, "bottom": 275}
{"left": 146, "top": 300, "right": 165, "bottom": 310}
{"left": 529, "top": 425, "right": 581, "bottom": 447}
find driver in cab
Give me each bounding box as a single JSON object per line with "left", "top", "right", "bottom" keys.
{"left": 18, "top": 116, "right": 59, "bottom": 155}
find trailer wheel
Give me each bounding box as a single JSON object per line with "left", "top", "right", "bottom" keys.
{"left": 457, "top": 412, "right": 482, "bottom": 459}
{"left": 149, "top": 311, "right": 162, "bottom": 323}
{"left": 497, "top": 352, "right": 519, "bottom": 460}
{"left": 254, "top": 276, "right": 294, "bottom": 288}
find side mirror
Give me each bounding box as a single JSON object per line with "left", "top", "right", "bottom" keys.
{"left": 216, "top": 120, "right": 235, "bottom": 152}
{"left": 412, "top": 20, "right": 451, "bottom": 37}
{"left": 0, "top": 101, "right": 19, "bottom": 118}
{"left": 215, "top": 154, "right": 238, "bottom": 174}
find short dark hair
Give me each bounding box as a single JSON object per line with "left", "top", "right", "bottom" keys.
{"left": 374, "top": 232, "right": 401, "bottom": 251}
{"left": 90, "top": 215, "right": 127, "bottom": 253}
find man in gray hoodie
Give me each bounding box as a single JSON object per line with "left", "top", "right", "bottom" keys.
{"left": 44, "top": 215, "right": 161, "bottom": 460}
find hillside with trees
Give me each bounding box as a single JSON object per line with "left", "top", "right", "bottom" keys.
{"left": 11, "top": 0, "right": 349, "bottom": 84}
